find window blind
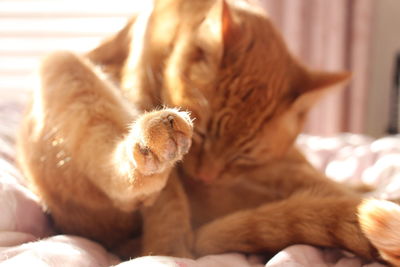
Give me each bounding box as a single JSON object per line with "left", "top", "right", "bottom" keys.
{"left": 0, "top": 0, "right": 139, "bottom": 101}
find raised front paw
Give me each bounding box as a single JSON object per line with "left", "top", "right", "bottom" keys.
{"left": 130, "top": 108, "right": 193, "bottom": 176}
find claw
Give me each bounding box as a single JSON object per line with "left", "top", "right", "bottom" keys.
{"left": 167, "top": 115, "right": 175, "bottom": 128}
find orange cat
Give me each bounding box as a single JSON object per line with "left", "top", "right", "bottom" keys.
{"left": 17, "top": 0, "right": 400, "bottom": 265}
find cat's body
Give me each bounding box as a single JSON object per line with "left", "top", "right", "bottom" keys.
{"left": 17, "top": 0, "right": 400, "bottom": 265}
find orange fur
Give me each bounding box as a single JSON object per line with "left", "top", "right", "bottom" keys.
{"left": 359, "top": 199, "right": 400, "bottom": 265}
{"left": 17, "top": 50, "right": 193, "bottom": 253}
{"left": 17, "top": 0, "right": 400, "bottom": 265}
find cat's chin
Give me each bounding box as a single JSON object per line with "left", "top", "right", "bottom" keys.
{"left": 178, "top": 165, "right": 236, "bottom": 186}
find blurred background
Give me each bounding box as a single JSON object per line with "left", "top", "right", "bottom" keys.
{"left": 0, "top": 0, "right": 399, "bottom": 137}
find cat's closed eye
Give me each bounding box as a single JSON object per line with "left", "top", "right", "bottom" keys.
{"left": 230, "top": 155, "right": 255, "bottom": 166}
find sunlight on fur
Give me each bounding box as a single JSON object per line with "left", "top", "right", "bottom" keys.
{"left": 359, "top": 199, "right": 400, "bottom": 264}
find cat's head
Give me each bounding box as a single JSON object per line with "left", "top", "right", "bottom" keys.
{"left": 152, "top": 0, "right": 349, "bottom": 183}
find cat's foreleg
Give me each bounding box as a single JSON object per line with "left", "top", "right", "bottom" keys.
{"left": 111, "top": 172, "right": 193, "bottom": 259}
{"left": 141, "top": 170, "right": 193, "bottom": 258}
{"left": 37, "top": 51, "right": 193, "bottom": 212}
{"left": 194, "top": 192, "right": 382, "bottom": 262}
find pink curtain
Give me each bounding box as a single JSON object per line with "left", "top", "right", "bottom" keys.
{"left": 258, "top": 0, "right": 374, "bottom": 135}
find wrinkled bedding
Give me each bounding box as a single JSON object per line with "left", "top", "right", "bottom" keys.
{"left": 1, "top": 101, "right": 398, "bottom": 267}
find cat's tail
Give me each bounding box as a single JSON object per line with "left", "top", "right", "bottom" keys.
{"left": 358, "top": 199, "right": 400, "bottom": 265}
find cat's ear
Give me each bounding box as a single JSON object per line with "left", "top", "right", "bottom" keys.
{"left": 292, "top": 70, "right": 351, "bottom": 112}
{"left": 306, "top": 70, "right": 351, "bottom": 93}
{"left": 195, "top": 0, "right": 238, "bottom": 63}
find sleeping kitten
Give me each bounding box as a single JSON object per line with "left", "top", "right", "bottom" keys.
{"left": 17, "top": 0, "right": 400, "bottom": 265}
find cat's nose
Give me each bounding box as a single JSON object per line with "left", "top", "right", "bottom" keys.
{"left": 195, "top": 165, "right": 221, "bottom": 184}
